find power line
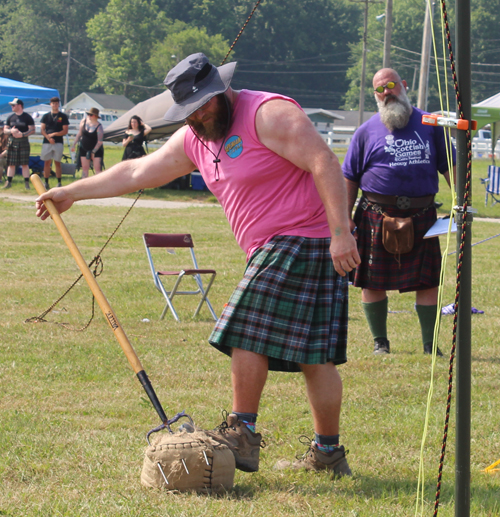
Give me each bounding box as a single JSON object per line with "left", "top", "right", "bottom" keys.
{"left": 235, "top": 69, "right": 351, "bottom": 75}
{"left": 69, "top": 56, "right": 165, "bottom": 90}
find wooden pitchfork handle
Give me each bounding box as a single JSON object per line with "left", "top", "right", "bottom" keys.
{"left": 31, "top": 174, "right": 169, "bottom": 426}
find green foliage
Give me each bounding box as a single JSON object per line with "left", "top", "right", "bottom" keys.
{"left": 216, "top": 0, "right": 363, "bottom": 108}
{"left": 148, "top": 26, "right": 231, "bottom": 79}
{"left": 343, "top": 0, "right": 500, "bottom": 112}
{"left": 0, "top": 0, "right": 499, "bottom": 112}
{"left": 86, "top": 0, "right": 171, "bottom": 102}
{"left": 0, "top": 0, "right": 108, "bottom": 100}
{"left": 158, "top": 0, "right": 363, "bottom": 108}
{"left": 470, "top": 0, "right": 500, "bottom": 103}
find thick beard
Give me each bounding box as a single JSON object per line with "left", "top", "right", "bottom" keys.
{"left": 187, "top": 94, "right": 230, "bottom": 142}
{"left": 376, "top": 89, "right": 412, "bottom": 131}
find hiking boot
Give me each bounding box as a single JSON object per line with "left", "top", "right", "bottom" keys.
{"left": 373, "top": 338, "right": 390, "bottom": 354}
{"left": 275, "top": 438, "right": 352, "bottom": 478}
{"left": 205, "top": 412, "right": 262, "bottom": 472}
{"left": 424, "top": 342, "right": 443, "bottom": 357}
{"left": 2, "top": 181, "right": 11, "bottom": 189}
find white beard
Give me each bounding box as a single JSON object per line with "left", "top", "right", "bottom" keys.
{"left": 376, "top": 89, "right": 412, "bottom": 131}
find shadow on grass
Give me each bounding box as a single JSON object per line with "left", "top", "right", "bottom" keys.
{"left": 226, "top": 473, "right": 499, "bottom": 512}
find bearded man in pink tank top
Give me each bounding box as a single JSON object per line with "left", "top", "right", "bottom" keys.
{"left": 36, "top": 53, "right": 360, "bottom": 478}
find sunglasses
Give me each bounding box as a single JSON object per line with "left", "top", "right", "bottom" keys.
{"left": 374, "top": 81, "right": 398, "bottom": 93}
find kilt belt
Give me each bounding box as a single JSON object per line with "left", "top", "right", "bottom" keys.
{"left": 362, "top": 191, "right": 435, "bottom": 209}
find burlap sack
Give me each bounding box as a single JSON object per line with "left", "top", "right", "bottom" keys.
{"left": 141, "top": 430, "right": 235, "bottom": 493}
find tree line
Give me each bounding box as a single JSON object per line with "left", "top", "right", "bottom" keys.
{"left": 0, "top": 0, "right": 498, "bottom": 112}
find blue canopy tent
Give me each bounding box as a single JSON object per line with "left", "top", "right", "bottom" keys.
{"left": 0, "top": 77, "right": 60, "bottom": 115}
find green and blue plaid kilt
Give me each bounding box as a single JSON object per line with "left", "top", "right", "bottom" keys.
{"left": 209, "top": 235, "right": 349, "bottom": 372}
{"left": 6, "top": 136, "right": 30, "bottom": 166}
{"left": 352, "top": 198, "right": 441, "bottom": 292}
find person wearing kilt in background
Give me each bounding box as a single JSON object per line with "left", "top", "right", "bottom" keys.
{"left": 2, "top": 98, "right": 35, "bottom": 190}
{"left": 343, "top": 68, "right": 455, "bottom": 357}
{"left": 36, "top": 53, "right": 360, "bottom": 478}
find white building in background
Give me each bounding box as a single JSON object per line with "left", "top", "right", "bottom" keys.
{"left": 64, "top": 92, "right": 135, "bottom": 116}
{"left": 63, "top": 92, "right": 135, "bottom": 128}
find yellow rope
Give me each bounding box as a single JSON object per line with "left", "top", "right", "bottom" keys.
{"left": 484, "top": 458, "right": 500, "bottom": 473}
{"left": 415, "top": 1, "right": 458, "bottom": 514}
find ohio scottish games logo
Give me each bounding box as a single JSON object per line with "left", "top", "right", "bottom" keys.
{"left": 225, "top": 135, "right": 243, "bottom": 158}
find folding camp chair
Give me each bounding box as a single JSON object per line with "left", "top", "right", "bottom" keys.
{"left": 481, "top": 165, "right": 500, "bottom": 206}
{"left": 143, "top": 233, "right": 217, "bottom": 322}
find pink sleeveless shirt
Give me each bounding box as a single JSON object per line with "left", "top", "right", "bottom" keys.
{"left": 184, "top": 90, "right": 330, "bottom": 260}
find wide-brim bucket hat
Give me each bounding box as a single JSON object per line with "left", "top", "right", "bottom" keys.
{"left": 163, "top": 53, "right": 236, "bottom": 123}
{"left": 86, "top": 107, "right": 101, "bottom": 118}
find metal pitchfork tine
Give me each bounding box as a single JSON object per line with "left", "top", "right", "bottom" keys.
{"left": 146, "top": 410, "right": 195, "bottom": 445}
{"left": 32, "top": 175, "right": 193, "bottom": 441}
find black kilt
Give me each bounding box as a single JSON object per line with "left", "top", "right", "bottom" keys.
{"left": 352, "top": 197, "right": 441, "bottom": 292}
{"left": 6, "top": 137, "right": 30, "bottom": 166}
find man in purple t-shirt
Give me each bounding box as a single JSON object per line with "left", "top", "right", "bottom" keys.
{"left": 342, "top": 68, "right": 454, "bottom": 357}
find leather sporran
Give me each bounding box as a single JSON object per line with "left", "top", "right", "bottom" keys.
{"left": 382, "top": 214, "right": 414, "bottom": 255}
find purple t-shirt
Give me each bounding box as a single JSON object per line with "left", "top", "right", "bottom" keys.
{"left": 342, "top": 107, "right": 454, "bottom": 197}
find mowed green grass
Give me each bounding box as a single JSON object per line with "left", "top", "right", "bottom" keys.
{"left": 0, "top": 162, "right": 499, "bottom": 516}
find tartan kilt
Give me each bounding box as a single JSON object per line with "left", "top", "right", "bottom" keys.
{"left": 6, "top": 137, "right": 30, "bottom": 166}
{"left": 352, "top": 198, "right": 441, "bottom": 292}
{"left": 209, "top": 235, "right": 349, "bottom": 372}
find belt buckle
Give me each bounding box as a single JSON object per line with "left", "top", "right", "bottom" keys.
{"left": 396, "top": 196, "right": 411, "bottom": 209}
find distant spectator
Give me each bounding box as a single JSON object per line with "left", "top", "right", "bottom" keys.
{"left": 40, "top": 97, "right": 70, "bottom": 189}
{"left": 71, "top": 107, "right": 104, "bottom": 178}
{"left": 2, "top": 98, "right": 35, "bottom": 190}
{"left": 122, "top": 115, "right": 152, "bottom": 160}
{"left": 342, "top": 68, "right": 455, "bottom": 357}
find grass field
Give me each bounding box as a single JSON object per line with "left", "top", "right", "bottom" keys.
{"left": 1, "top": 158, "right": 499, "bottom": 516}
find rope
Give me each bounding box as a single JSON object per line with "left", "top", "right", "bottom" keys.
{"left": 25, "top": 190, "right": 143, "bottom": 330}
{"left": 432, "top": 0, "right": 473, "bottom": 513}
{"left": 27, "top": 0, "right": 263, "bottom": 330}
{"left": 447, "top": 231, "right": 500, "bottom": 255}
{"left": 220, "top": 0, "right": 262, "bottom": 66}
{"left": 414, "top": 0, "right": 474, "bottom": 513}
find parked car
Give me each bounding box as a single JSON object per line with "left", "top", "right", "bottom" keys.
{"left": 66, "top": 109, "right": 118, "bottom": 129}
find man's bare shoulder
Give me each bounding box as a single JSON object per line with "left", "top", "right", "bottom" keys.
{"left": 257, "top": 98, "right": 302, "bottom": 122}
{"left": 256, "top": 98, "right": 308, "bottom": 141}
{"left": 164, "top": 125, "right": 189, "bottom": 149}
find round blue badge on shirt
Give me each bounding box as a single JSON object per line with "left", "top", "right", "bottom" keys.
{"left": 225, "top": 135, "right": 243, "bottom": 158}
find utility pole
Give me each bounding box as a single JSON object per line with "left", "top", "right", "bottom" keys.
{"left": 382, "top": 0, "right": 393, "bottom": 68}
{"left": 351, "top": 0, "right": 383, "bottom": 127}
{"left": 417, "top": 1, "right": 434, "bottom": 110}
{"left": 62, "top": 43, "right": 71, "bottom": 107}
{"left": 359, "top": 0, "right": 369, "bottom": 127}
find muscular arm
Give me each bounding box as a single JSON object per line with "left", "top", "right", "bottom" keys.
{"left": 255, "top": 99, "right": 360, "bottom": 275}
{"left": 36, "top": 126, "right": 196, "bottom": 220}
